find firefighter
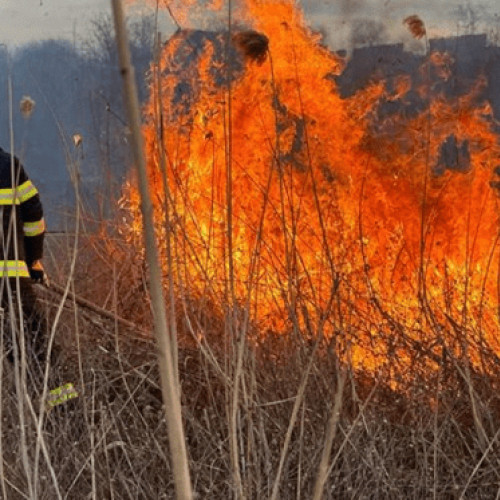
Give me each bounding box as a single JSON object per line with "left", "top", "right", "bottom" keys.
{"left": 0, "top": 146, "right": 47, "bottom": 380}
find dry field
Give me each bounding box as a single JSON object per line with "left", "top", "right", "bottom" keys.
{"left": 0, "top": 231, "right": 497, "bottom": 499}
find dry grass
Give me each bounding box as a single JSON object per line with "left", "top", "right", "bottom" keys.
{"left": 2, "top": 253, "right": 500, "bottom": 499}
{"left": 4, "top": 234, "right": 487, "bottom": 499}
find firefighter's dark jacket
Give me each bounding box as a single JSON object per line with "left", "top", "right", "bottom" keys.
{"left": 0, "top": 147, "right": 45, "bottom": 278}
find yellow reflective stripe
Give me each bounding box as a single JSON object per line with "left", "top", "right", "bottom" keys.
{"left": 0, "top": 181, "right": 38, "bottom": 205}
{"left": 47, "top": 383, "right": 79, "bottom": 408}
{"left": 0, "top": 187, "right": 19, "bottom": 205}
{"left": 0, "top": 260, "right": 30, "bottom": 278}
{"left": 17, "top": 180, "right": 38, "bottom": 203}
{"left": 24, "top": 218, "right": 45, "bottom": 237}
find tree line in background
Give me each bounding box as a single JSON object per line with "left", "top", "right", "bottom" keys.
{"left": 0, "top": 14, "right": 155, "bottom": 230}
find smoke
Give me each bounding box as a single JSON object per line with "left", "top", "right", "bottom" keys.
{"left": 301, "top": 0, "right": 421, "bottom": 56}
{"left": 302, "top": 0, "right": 499, "bottom": 56}
{"left": 349, "top": 18, "right": 388, "bottom": 47}
{"left": 338, "top": 0, "right": 366, "bottom": 18}
{"left": 126, "top": 0, "right": 499, "bottom": 56}
{"left": 124, "top": 0, "right": 225, "bottom": 30}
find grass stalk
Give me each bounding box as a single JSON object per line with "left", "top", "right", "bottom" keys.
{"left": 311, "top": 370, "right": 346, "bottom": 500}
{"left": 269, "top": 309, "right": 333, "bottom": 500}
{"left": 7, "top": 54, "right": 34, "bottom": 499}
{"left": 111, "top": 1, "right": 193, "bottom": 499}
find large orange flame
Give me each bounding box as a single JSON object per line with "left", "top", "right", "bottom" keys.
{"left": 120, "top": 0, "right": 500, "bottom": 375}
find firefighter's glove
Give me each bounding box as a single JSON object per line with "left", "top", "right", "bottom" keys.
{"left": 29, "top": 260, "right": 48, "bottom": 286}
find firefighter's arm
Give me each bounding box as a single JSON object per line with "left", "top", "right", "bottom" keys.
{"left": 17, "top": 162, "right": 46, "bottom": 270}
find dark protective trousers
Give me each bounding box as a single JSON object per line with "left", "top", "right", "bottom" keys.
{"left": 1, "top": 278, "right": 47, "bottom": 382}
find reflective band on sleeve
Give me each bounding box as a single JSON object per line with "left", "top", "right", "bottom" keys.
{"left": 0, "top": 260, "right": 30, "bottom": 278}
{"left": 0, "top": 181, "right": 38, "bottom": 206}
{"left": 46, "top": 383, "right": 79, "bottom": 409}
{"left": 24, "top": 218, "right": 45, "bottom": 237}
{"left": 17, "top": 180, "right": 38, "bottom": 203}
{"left": 0, "top": 187, "right": 19, "bottom": 205}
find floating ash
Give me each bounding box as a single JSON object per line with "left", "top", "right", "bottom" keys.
{"left": 20, "top": 95, "right": 35, "bottom": 119}
{"left": 73, "top": 134, "right": 83, "bottom": 148}
{"left": 232, "top": 30, "right": 269, "bottom": 64}
{"left": 403, "top": 15, "right": 426, "bottom": 40}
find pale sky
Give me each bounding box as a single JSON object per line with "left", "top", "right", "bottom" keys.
{"left": 0, "top": 0, "right": 498, "bottom": 50}
{"left": 0, "top": 0, "right": 112, "bottom": 46}
{"left": 0, "top": 0, "right": 168, "bottom": 48}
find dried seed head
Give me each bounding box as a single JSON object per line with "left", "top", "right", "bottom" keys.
{"left": 73, "top": 133, "right": 83, "bottom": 147}
{"left": 403, "top": 15, "right": 426, "bottom": 40}
{"left": 232, "top": 30, "right": 269, "bottom": 65}
{"left": 20, "top": 96, "right": 35, "bottom": 119}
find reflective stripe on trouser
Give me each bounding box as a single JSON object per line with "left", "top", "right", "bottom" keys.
{"left": 24, "top": 218, "right": 45, "bottom": 237}
{"left": 0, "top": 180, "right": 38, "bottom": 206}
{"left": 47, "top": 383, "right": 79, "bottom": 409}
{"left": 0, "top": 260, "right": 30, "bottom": 278}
